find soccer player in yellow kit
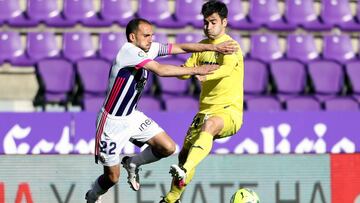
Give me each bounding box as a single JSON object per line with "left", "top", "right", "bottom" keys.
{"left": 160, "top": 1, "right": 244, "bottom": 203}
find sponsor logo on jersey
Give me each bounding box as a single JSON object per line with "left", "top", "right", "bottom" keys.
{"left": 138, "top": 51, "right": 146, "bottom": 57}
{"left": 139, "top": 118, "right": 153, "bottom": 131}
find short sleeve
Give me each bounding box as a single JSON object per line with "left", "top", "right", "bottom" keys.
{"left": 118, "top": 44, "right": 153, "bottom": 69}
{"left": 147, "top": 42, "right": 173, "bottom": 58}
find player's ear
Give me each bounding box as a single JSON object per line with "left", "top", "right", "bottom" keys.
{"left": 222, "top": 18, "right": 228, "bottom": 27}
{"left": 129, "top": 33, "right": 136, "bottom": 42}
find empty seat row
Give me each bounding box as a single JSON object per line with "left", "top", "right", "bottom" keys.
{"left": 33, "top": 57, "right": 200, "bottom": 112}
{"left": 1, "top": 0, "right": 360, "bottom": 31}
{"left": 2, "top": 31, "right": 360, "bottom": 66}
{"left": 31, "top": 56, "right": 360, "bottom": 112}
{"left": 245, "top": 96, "right": 360, "bottom": 112}
{"left": 244, "top": 59, "right": 360, "bottom": 104}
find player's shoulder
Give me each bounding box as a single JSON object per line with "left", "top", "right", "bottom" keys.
{"left": 122, "top": 43, "right": 146, "bottom": 56}
{"left": 224, "top": 34, "right": 240, "bottom": 45}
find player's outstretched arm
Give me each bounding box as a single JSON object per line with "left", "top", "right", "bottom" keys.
{"left": 144, "top": 60, "right": 218, "bottom": 77}
{"left": 171, "top": 40, "right": 238, "bottom": 55}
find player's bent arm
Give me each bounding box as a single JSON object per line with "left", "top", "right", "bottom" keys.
{"left": 144, "top": 60, "right": 216, "bottom": 77}
{"left": 171, "top": 43, "right": 216, "bottom": 54}
{"left": 206, "top": 55, "right": 239, "bottom": 80}
{"left": 171, "top": 40, "right": 238, "bottom": 55}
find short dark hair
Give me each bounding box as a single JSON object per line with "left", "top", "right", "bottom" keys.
{"left": 201, "top": 0, "right": 228, "bottom": 19}
{"left": 125, "top": 18, "right": 152, "bottom": 42}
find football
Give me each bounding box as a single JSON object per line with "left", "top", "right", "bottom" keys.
{"left": 230, "top": 188, "right": 260, "bottom": 203}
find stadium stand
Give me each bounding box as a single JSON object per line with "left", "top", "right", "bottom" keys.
{"left": 285, "top": 96, "right": 322, "bottom": 111}
{"left": 1, "top": 0, "right": 360, "bottom": 112}
{"left": 244, "top": 59, "right": 269, "bottom": 98}
{"left": 286, "top": 34, "right": 319, "bottom": 63}
{"left": 76, "top": 58, "right": 110, "bottom": 111}
{"left": 269, "top": 59, "right": 307, "bottom": 102}
{"left": 36, "top": 58, "right": 75, "bottom": 110}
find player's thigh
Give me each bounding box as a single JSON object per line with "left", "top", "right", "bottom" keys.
{"left": 183, "top": 113, "right": 207, "bottom": 147}
{"left": 97, "top": 116, "right": 133, "bottom": 166}
{"left": 214, "top": 108, "right": 243, "bottom": 139}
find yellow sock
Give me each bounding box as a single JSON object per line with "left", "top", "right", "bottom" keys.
{"left": 165, "top": 168, "right": 195, "bottom": 203}
{"left": 183, "top": 131, "right": 213, "bottom": 173}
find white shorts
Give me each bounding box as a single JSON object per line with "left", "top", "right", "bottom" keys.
{"left": 94, "top": 109, "right": 164, "bottom": 166}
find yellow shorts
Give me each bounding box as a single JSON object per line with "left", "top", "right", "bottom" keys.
{"left": 183, "top": 105, "right": 243, "bottom": 149}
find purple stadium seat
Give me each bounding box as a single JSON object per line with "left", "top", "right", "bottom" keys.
{"left": 137, "top": 95, "right": 163, "bottom": 112}
{"left": 63, "top": 0, "right": 108, "bottom": 27}
{"left": 175, "top": 33, "right": 204, "bottom": 61}
{"left": 221, "top": 0, "right": 260, "bottom": 30}
{"left": 228, "top": 32, "right": 245, "bottom": 53}
{"left": 250, "top": 34, "right": 283, "bottom": 63}
{"left": 345, "top": 61, "right": 360, "bottom": 102}
{"left": 285, "top": 96, "right": 321, "bottom": 111}
{"left": 37, "top": 59, "right": 75, "bottom": 105}
{"left": 156, "top": 56, "right": 184, "bottom": 66}
{"left": 153, "top": 33, "right": 169, "bottom": 44}
{"left": 26, "top": 0, "right": 68, "bottom": 26}
{"left": 76, "top": 59, "right": 110, "bottom": 95}
{"left": 246, "top": 96, "right": 282, "bottom": 111}
{"left": 286, "top": 34, "right": 319, "bottom": 63}
{"left": 270, "top": 59, "right": 306, "bottom": 101}
{"left": 0, "top": 32, "right": 32, "bottom": 66}
{"left": 99, "top": 32, "right": 127, "bottom": 62}
{"left": 100, "top": 0, "right": 135, "bottom": 26}
{"left": 155, "top": 57, "right": 187, "bottom": 97}
{"left": 324, "top": 97, "right": 359, "bottom": 111}
{"left": 244, "top": 59, "right": 268, "bottom": 95}
{"left": 27, "top": 32, "right": 60, "bottom": 62}
{"left": 76, "top": 59, "right": 111, "bottom": 111}
{"left": 249, "top": 0, "right": 296, "bottom": 31}
{"left": 63, "top": 32, "right": 96, "bottom": 62}
{"left": 308, "top": 60, "right": 344, "bottom": 101}
{"left": 285, "top": 0, "right": 332, "bottom": 31}
{"left": 0, "top": 0, "right": 37, "bottom": 27}
{"left": 175, "top": 0, "right": 204, "bottom": 28}
{"left": 322, "top": 34, "right": 356, "bottom": 63}
{"left": 321, "top": 0, "right": 360, "bottom": 31}
{"left": 157, "top": 77, "right": 190, "bottom": 98}
{"left": 82, "top": 96, "right": 105, "bottom": 112}
{"left": 137, "top": 0, "right": 182, "bottom": 28}
{"left": 164, "top": 96, "right": 198, "bottom": 112}
{"left": 155, "top": 57, "right": 190, "bottom": 97}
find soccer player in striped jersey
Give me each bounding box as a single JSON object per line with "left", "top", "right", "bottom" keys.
{"left": 160, "top": 1, "right": 244, "bottom": 202}
{"left": 85, "top": 18, "right": 238, "bottom": 203}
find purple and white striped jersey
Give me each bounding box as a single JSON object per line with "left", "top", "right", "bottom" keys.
{"left": 102, "top": 42, "right": 172, "bottom": 116}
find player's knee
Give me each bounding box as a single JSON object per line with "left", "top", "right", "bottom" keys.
{"left": 109, "top": 175, "right": 119, "bottom": 184}
{"left": 202, "top": 119, "right": 222, "bottom": 135}
{"left": 151, "top": 141, "right": 175, "bottom": 158}
{"left": 162, "top": 141, "right": 176, "bottom": 157}
{"left": 106, "top": 170, "right": 120, "bottom": 184}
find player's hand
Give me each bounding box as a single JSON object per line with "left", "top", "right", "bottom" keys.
{"left": 195, "top": 64, "right": 218, "bottom": 76}
{"left": 215, "top": 40, "right": 238, "bottom": 55}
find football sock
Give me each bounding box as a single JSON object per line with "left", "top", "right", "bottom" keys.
{"left": 91, "top": 176, "right": 109, "bottom": 198}
{"left": 130, "top": 146, "right": 161, "bottom": 166}
{"left": 183, "top": 131, "right": 213, "bottom": 172}
{"left": 165, "top": 168, "right": 195, "bottom": 202}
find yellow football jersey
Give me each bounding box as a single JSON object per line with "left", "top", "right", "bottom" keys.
{"left": 184, "top": 34, "right": 244, "bottom": 113}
